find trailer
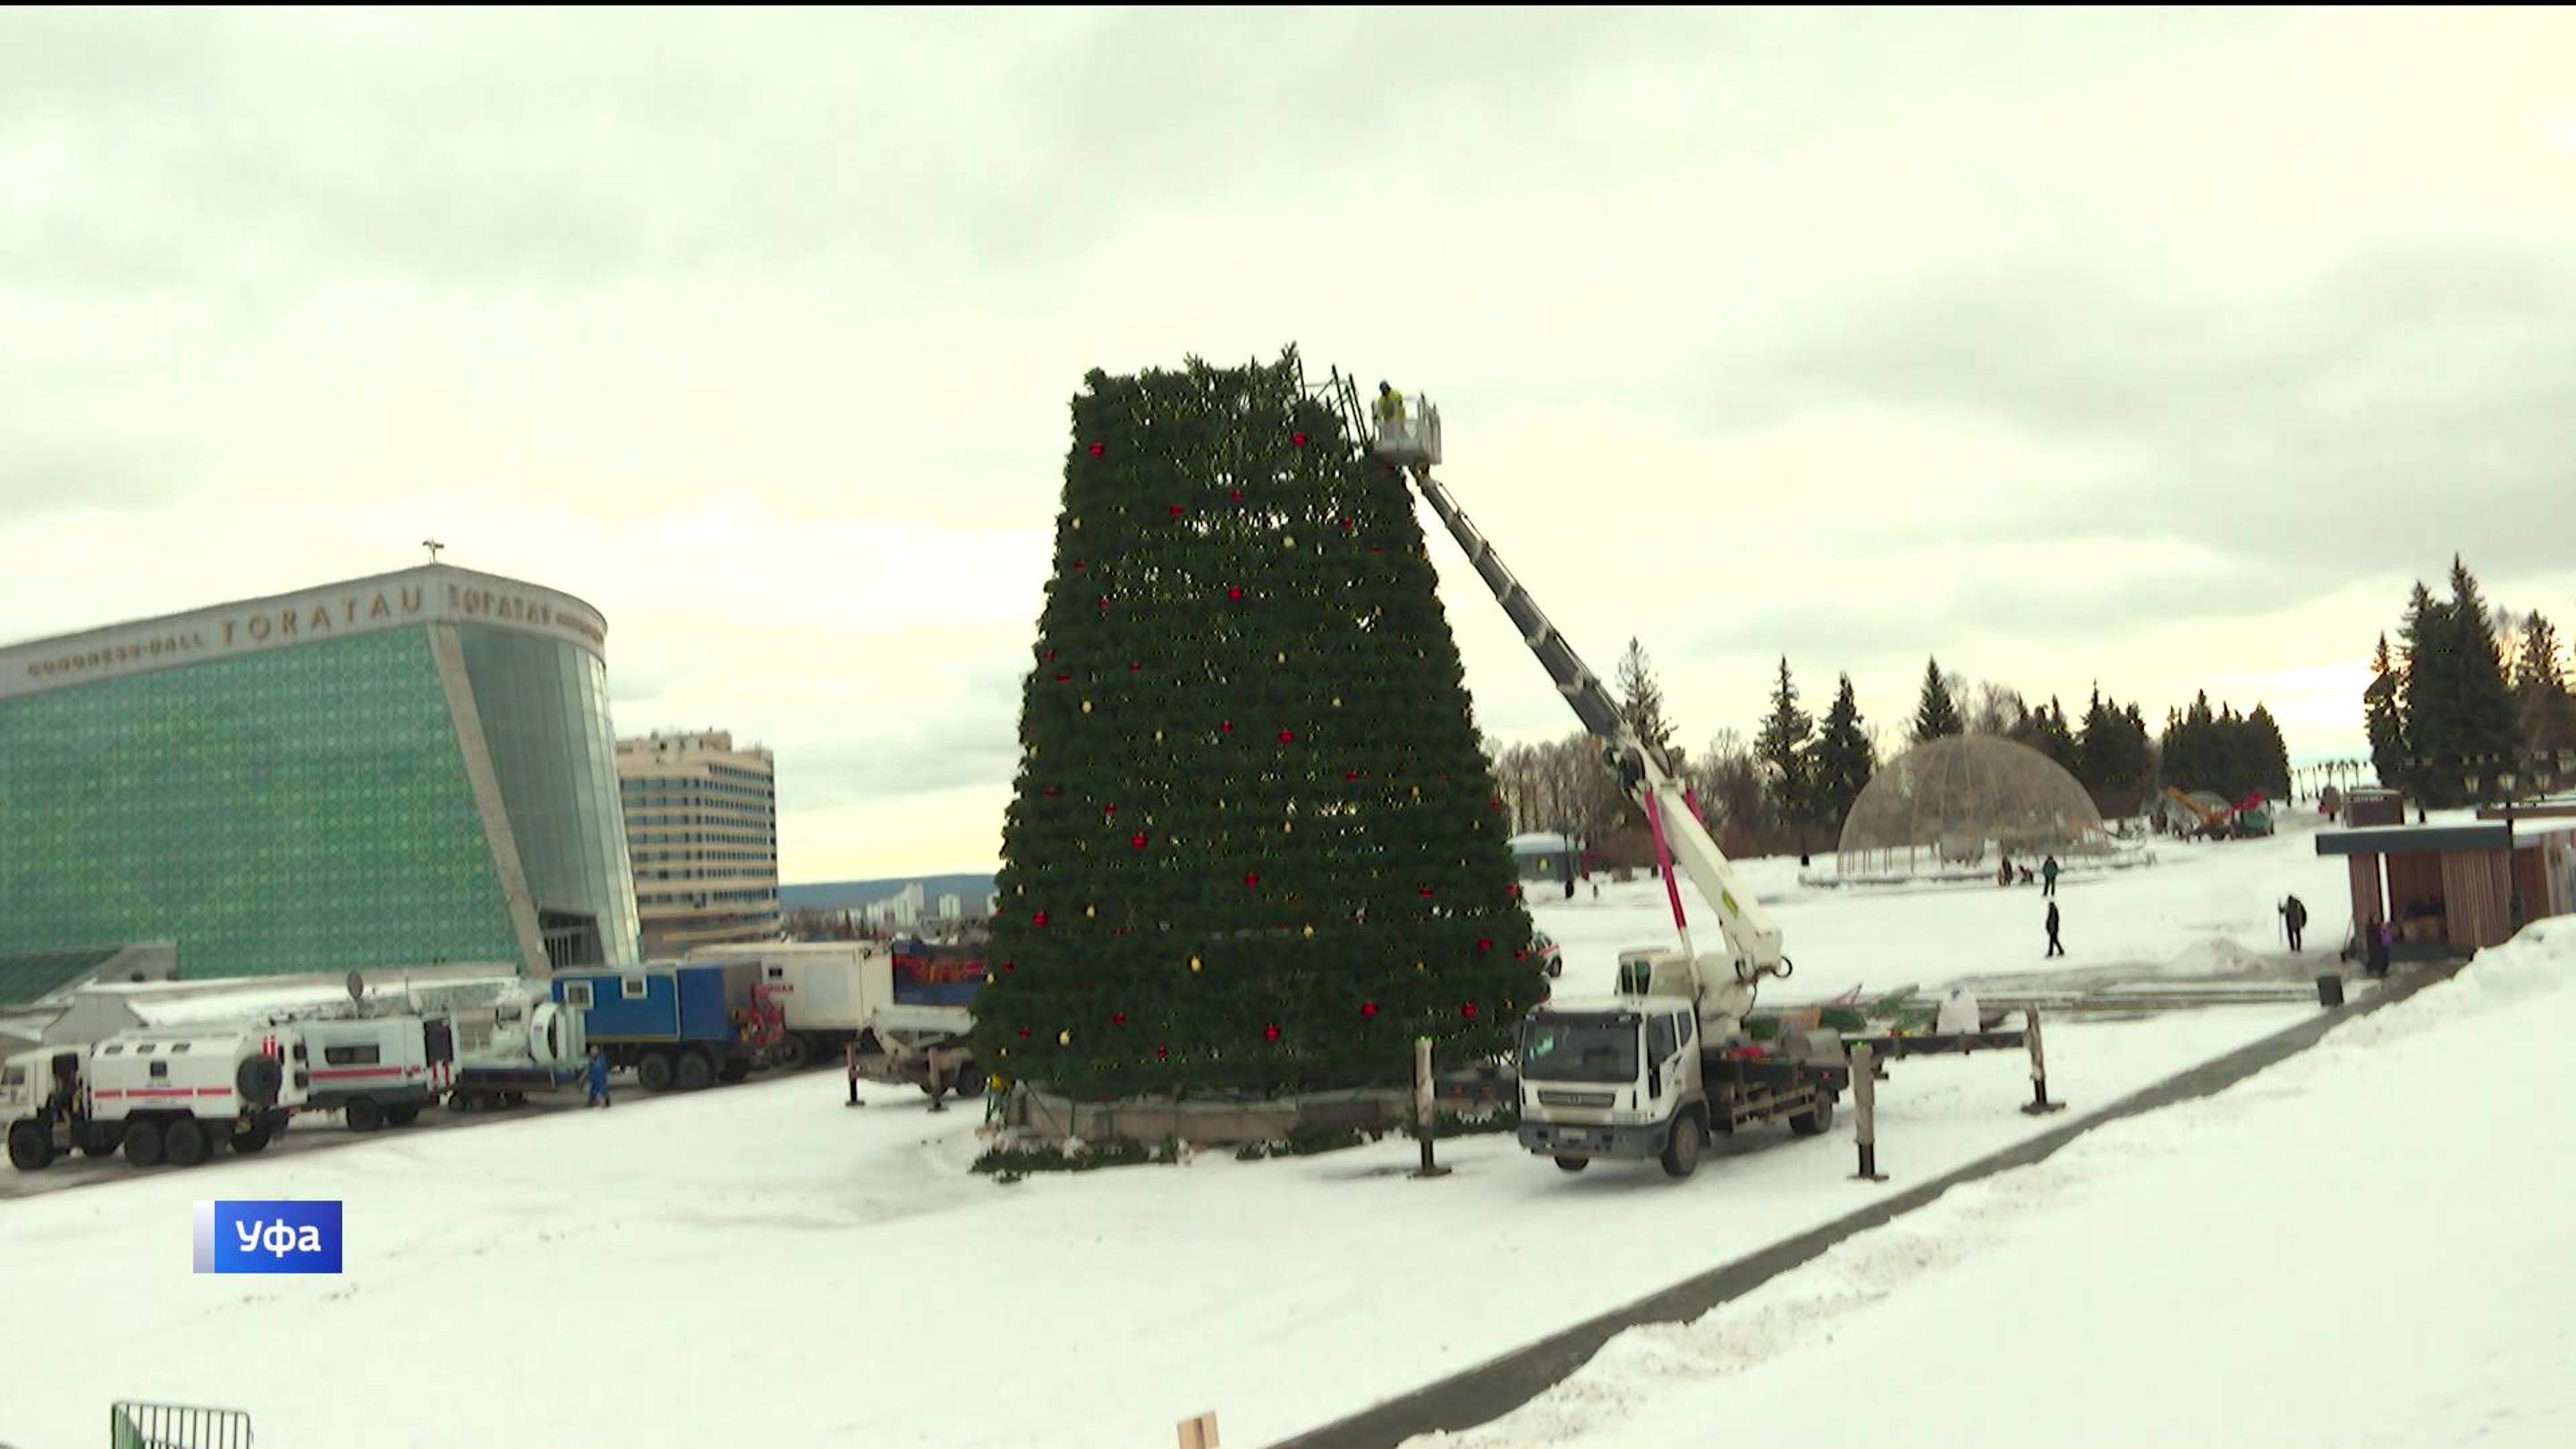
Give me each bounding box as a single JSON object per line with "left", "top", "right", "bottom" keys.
{"left": 552, "top": 962, "right": 767, "bottom": 1093}
{"left": 296, "top": 1013, "right": 456, "bottom": 1131}
{"left": 445, "top": 994, "right": 589, "bottom": 1111}
{"left": 692, "top": 940, "right": 984, "bottom": 1097}
{"left": 5, "top": 1025, "right": 311, "bottom": 1171}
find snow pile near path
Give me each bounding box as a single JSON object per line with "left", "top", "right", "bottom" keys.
{"left": 1421, "top": 921, "right": 2576, "bottom": 1448}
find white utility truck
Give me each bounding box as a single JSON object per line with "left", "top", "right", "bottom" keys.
{"left": 294, "top": 1013, "right": 457, "bottom": 1130}
{"left": 692, "top": 939, "right": 980, "bottom": 1100}
{"left": 1342, "top": 374, "right": 1852, "bottom": 1177}
{"left": 5, "top": 1025, "right": 311, "bottom": 1171}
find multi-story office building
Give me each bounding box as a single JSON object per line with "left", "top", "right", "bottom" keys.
{"left": 616, "top": 730, "right": 779, "bottom": 955}
{"left": 936, "top": 893, "right": 962, "bottom": 922}
{"left": 0, "top": 565, "right": 639, "bottom": 982}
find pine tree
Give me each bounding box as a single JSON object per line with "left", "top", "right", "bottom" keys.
{"left": 976, "top": 351, "right": 1541, "bottom": 1097}
{"left": 1911, "top": 657, "right": 1963, "bottom": 743}
{"left": 1810, "top": 674, "right": 1877, "bottom": 829}
{"left": 1615, "top": 639, "right": 1676, "bottom": 761}
{"left": 2365, "top": 632, "right": 2408, "bottom": 790}
{"left": 2516, "top": 612, "right": 2568, "bottom": 699}
{"left": 2446, "top": 557, "right": 2521, "bottom": 799}
{"left": 2397, "top": 580, "right": 2449, "bottom": 801}
{"left": 1754, "top": 657, "right": 1814, "bottom": 829}
{"left": 2245, "top": 705, "right": 2291, "bottom": 799}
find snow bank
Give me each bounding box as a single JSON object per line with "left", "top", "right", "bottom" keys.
{"left": 1425, "top": 921, "right": 2576, "bottom": 1448}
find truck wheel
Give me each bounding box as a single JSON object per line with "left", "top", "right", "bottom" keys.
{"left": 447, "top": 1091, "right": 476, "bottom": 1113}
{"left": 8, "top": 1121, "right": 53, "bottom": 1171}
{"left": 1553, "top": 1155, "right": 1588, "bottom": 1174}
{"left": 383, "top": 1104, "right": 420, "bottom": 1127}
{"left": 637, "top": 1052, "right": 675, "bottom": 1092}
{"left": 773, "top": 1035, "right": 810, "bottom": 1071}
{"left": 716, "top": 1059, "right": 750, "bottom": 1084}
{"left": 674, "top": 1051, "right": 715, "bottom": 1092}
{"left": 230, "top": 1122, "right": 274, "bottom": 1155}
{"left": 236, "top": 1055, "right": 284, "bottom": 1108}
{"left": 164, "top": 1117, "right": 210, "bottom": 1167}
{"left": 950, "top": 1065, "right": 985, "bottom": 1099}
{"left": 1788, "top": 1091, "right": 1836, "bottom": 1137}
{"left": 124, "top": 1121, "right": 165, "bottom": 1166}
{"left": 347, "top": 1097, "right": 384, "bottom": 1132}
{"left": 80, "top": 1125, "right": 124, "bottom": 1157}
{"left": 1660, "top": 1113, "right": 1705, "bottom": 1179}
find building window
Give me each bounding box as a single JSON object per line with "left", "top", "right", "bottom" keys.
{"left": 324, "top": 1043, "right": 382, "bottom": 1066}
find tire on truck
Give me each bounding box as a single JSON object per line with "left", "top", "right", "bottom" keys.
{"left": 674, "top": 1050, "right": 715, "bottom": 1092}
{"left": 231, "top": 1120, "right": 275, "bottom": 1154}
{"left": 124, "top": 1119, "right": 166, "bottom": 1166}
{"left": 949, "top": 1061, "right": 984, "bottom": 1099}
{"left": 1659, "top": 1108, "right": 1705, "bottom": 1180}
{"left": 164, "top": 1116, "right": 210, "bottom": 1168}
{"left": 384, "top": 1103, "right": 421, "bottom": 1126}
{"left": 347, "top": 1097, "right": 385, "bottom": 1132}
{"left": 1787, "top": 1089, "right": 1835, "bottom": 1137}
{"left": 8, "top": 1121, "right": 53, "bottom": 1171}
{"left": 636, "top": 1051, "right": 675, "bottom": 1093}
{"left": 236, "top": 1055, "right": 284, "bottom": 1108}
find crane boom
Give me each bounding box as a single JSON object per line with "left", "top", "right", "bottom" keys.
{"left": 1402, "top": 464, "right": 1786, "bottom": 989}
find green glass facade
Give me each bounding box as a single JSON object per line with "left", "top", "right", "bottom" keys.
{"left": 0, "top": 570, "right": 638, "bottom": 981}
{"left": 456, "top": 629, "right": 639, "bottom": 966}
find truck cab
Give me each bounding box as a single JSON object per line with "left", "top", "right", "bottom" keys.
{"left": 1518, "top": 969, "right": 1848, "bottom": 1180}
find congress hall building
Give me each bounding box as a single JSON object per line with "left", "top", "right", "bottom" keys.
{"left": 0, "top": 564, "right": 640, "bottom": 986}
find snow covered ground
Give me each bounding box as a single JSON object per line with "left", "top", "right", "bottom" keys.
{"left": 0, "top": 809, "right": 2438, "bottom": 1449}
{"left": 1419, "top": 920, "right": 2576, "bottom": 1449}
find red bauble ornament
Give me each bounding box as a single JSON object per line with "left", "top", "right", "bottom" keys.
{"left": 1262, "top": 1023, "right": 1282, "bottom": 1042}
{"left": 1489, "top": 797, "right": 1503, "bottom": 810}
{"left": 1226, "top": 586, "right": 1244, "bottom": 601}
{"left": 1130, "top": 833, "right": 1148, "bottom": 849}
{"left": 1128, "top": 661, "right": 1141, "bottom": 672}
{"left": 1338, "top": 515, "right": 1354, "bottom": 530}
{"left": 1419, "top": 886, "right": 1436, "bottom": 898}
{"left": 1113, "top": 1012, "right": 1128, "bottom": 1026}
{"left": 1277, "top": 728, "right": 1296, "bottom": 744}
{"left": 1045, "top": 648, "right": 1056, "bottom": 661}
{"left": 1360, "top": 1000, "right": 1379, "bottom": 1019}
{"left": 1103, "top": 802, "right": 1117, "bottom": 816}
{"left": 1507, "top": 883, "right": 1523, "bottom": 899}
{"left": 1032, "top": 911, "right": 1049, "bottom": 928}
{"left": 1476, "top": 937, "right": 1494, "bottom": 953}
{"left": 1072, "top": 559, "right": 1087, "bottom": 571}
{"left": 1243, "top": 871, "right": 1260, "bottom": 888}
{"left": 1169, "top": 504, "right": 1185, "bottom": 517}
{"left": 1097, "top": 597, "right": 1110, "bottom": 612}
{"left": 1461, "top": 1001, "right": 1479, "bottom": 1019}
{"left": 1344, "top": 769, "right": 1360, "bottom": 781}
{"left": 1156, "top": 1045, "right": 1170, "bottom": 1060}
{"left": 1220, "top": 720, "right": 1234, "bottom": 733}
{"left": 1230, "top": 488, "right": 1245, "bottom": 502}
{"left": 1292, "top": 431, "right": 1309, "bottom": 446}
{"left": 1088, "top": 443, "right": 1106, "bottom": 457}
{"left": 1514, "top": 947, "right": 1528, "bottom": 961}
{"left": 1002, "top": 961, "right": 1016, "bottom": 972}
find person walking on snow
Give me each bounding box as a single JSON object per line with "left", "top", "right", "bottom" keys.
{"left": 2045, "top": 900, "right": 2065, "bottom": 958}
{"left": 2041, "top": 854, "right": 2060, "bottom": 897}
{"left": 2280, "top": 894, "right": 2309, "bottom": 953}
{"left": 582, "top": 1045, "right": 612, "bottom": 1109}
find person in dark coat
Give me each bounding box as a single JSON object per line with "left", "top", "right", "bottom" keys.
{"left": 2280, "top": 894, "right": 2308, "bottom": 952}
{"left": 2041, "top": 855, "right": 2060, "bottom": 897}
{"left": 2364, "top": 917, "right": 2391, "bottom": 979}
{"left": 2045, "top": 900, "right": 2065, "bottom": 958}
{"left": 583, "top": 1046, "right": 612, "bottom": 1109}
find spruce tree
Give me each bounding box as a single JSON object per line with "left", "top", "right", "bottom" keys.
{"left": 2034, "top": 697, "right": 2078, "bottom": 770}
{"left": 1911, "top": 657, "right": 1963, "bottom": 743}
{"left": 2245, "top": 705, "right": 2291, "bottom": 798}
{"left": 2516, "top": 612, "right": 2568, "bottom": 699}
{"left": 2365, "top": 633, "right": 2408, "bottom": 790}
{"left": 977, "top": 351, "right": 1541, "bottom": 1097}
{"left": 1615, "top": 639, "right": 1676, "bottom": 761}
{"left": 2445, "top": 557, "right": 2521, "bottom": 798}
{"left": 1810, "top": 674, "right": 1877, "bottom": 829}
{"left": 1754, "top": 657, "right": 1814, "bottom": 829}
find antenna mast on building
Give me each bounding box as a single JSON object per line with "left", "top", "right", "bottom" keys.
{"left": 422, "top": 538, "right": 445, "bottom": 564}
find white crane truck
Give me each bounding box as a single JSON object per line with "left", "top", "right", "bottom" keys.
{"left": 1338, "top": 371, "right": 2024, "bottom": 1179}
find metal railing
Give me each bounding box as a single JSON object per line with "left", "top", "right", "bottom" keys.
{"left": 109, "top": 1402, "right": 252, "bottom": 1449}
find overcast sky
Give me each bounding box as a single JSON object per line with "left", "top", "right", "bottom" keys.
{"left": 6, "top": 8, "right": 2573, "bottom": 880}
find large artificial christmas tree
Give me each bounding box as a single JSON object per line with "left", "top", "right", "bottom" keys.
{"left": 976, "top": 350, "right": 1542, "bottom": 1099}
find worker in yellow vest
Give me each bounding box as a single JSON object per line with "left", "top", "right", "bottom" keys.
{"left": 1374, "top": 380, "right": 1406, "bottom": 428}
